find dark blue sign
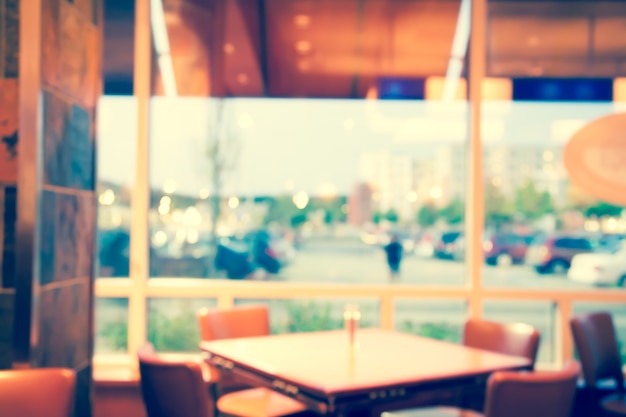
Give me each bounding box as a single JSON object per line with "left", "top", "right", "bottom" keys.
{"left": 377, "top": 78, "right": 426, "bottom": 100}
{"left": 512, "top": 78, "right": 613, "bottom": 102}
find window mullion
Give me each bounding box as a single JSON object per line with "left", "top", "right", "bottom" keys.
{"left": 127, "top": 0, "right": 152, "bottom": 362}
{"left": 467, "top": 0, "right": 487, "bottom": 320}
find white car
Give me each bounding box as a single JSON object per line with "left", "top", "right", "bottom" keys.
{"left": 568, "top": 242, "right": 626, "bottom": 287}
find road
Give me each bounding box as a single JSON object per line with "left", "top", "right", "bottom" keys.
{"left": 275, "top": 239, "right": 594, "bottom": 289}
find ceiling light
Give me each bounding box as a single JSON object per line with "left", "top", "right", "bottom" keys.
{"left": 294, "top": 14, "right": 310, "bottom": 28}
{"left": 223, "top": 43, "right": 235, "bottom": 54}
{"left": 527, "top": 36, "right": 539, "bottom": 47}
{"left": 237, "top": 73, "right": 249, "bottom": 84}
{"left": 295, "top": 41, "right": 311, "bottom": 54}
{"left": 297, "top": 60, "right": 310, "bottom": 71}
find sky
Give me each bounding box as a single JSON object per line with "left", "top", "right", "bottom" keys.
{"left": 97, "top": 96, "right": 624, "bottom": 197}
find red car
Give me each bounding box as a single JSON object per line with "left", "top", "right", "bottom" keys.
{"left": 525, "top": 234, "right": 598, "bottom": 274}
{"left": 483, "top": 232, "right": 535, "bottom": 267}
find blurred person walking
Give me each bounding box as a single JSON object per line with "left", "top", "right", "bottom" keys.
{"left": 384, "top": 234, "right": 403, "bottom": 281}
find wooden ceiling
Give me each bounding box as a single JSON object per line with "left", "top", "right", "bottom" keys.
{"left": 103, "top": 0, "right": 626, "bottom": 98}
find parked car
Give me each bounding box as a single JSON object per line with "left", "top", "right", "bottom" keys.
{"left": 214, "top": 238, "right": 256, "bottom": 279}
{"left": 524, "top": 233, "right": 598, "bottom": 274}
{"left": 568, "top": 239, "right": 626, "bottom": 287}
{"left": 244, "top": 230, "right": 296, "bottom": 268}
{"left": 215, "top": 230, "right": 294, "bottom": 279}
{"left": 433, "top": 231, "right": 463, "bottom": 260}
{"left": 483, "top": 232, "right": 535, "bottom": 267}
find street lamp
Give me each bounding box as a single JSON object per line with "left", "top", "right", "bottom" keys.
{"left": 293, "top": 191, "right": 309, "bottom": 210}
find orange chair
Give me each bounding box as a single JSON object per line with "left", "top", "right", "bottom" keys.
{"left": 379, "top": 319, "right": 541, "bottom": 417}
{"left": 570, "top": 311, "right": 626, "bottom": 417}
{"left": 463, "top": 318, "right": 541, "bottom": 366}
{"left": 197, "top": 305, "right": 272, "bottom": 396}
{"left": 195, "top": 305, "right": 308, "bottom": 417}
{"left": 197, "top": 305, "right": 270, "bottom": 342}
{"left": 382, "top": 361, "right": 580, "bottom": 417}
{"left": 0, "top": 368, "right": 76, "bottom": 417}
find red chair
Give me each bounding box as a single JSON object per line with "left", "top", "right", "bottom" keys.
{"left": 0, "top": 368, "right": 76, "bottom": 417}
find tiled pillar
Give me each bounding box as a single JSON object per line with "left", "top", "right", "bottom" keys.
{"left": 7, "top": 0, "right": 102, "bottom": 416}
{"left": 0, "top": 0, "right": 19, "bottom": 370}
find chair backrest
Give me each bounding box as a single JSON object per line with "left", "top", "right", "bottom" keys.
{"left": 0, "top": 368, "right": 76, "bottom": 417}
{"left": 463, "top": 319, "right": 541, "bottom": 365}
{"left": 484, "top": 360, "right": 581, "bottom": 417}
{"left": 197, "top": 305, "right": 270, "bottom": 342}
{"left": 570, "top": 311, "right": 624, "bottom": 389}
{"left": 138, "top": 343, "right": 212, "bottom": 417}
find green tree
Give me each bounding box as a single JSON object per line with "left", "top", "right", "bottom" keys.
{"left": 309, "top": 196, "right": 347, "bottom": 224}
{"left": 264, "top": 195, "right": 306, "bottom": 227}
{"left": 417, "top": 204, "right": 438, "bottom": 227}
{"left": 485, "top": 182, "right": 514, "bottom": 226}
{"left": 514, "top": 180, "right": 554, "bottom": 220}
{"left": 290, "top": 213, "right": 308, "bottom": 228}
{"left": 439, "top": 198, "right": 464, "bottom": 225}
{"left": 584, "top": 202, "right": 624, "bottom": 218}
{"left": 384, "top": 209, "right": 399, "bottom": 223}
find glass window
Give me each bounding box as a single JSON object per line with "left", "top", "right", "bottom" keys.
{"left": 96, "top": 97, "right": 137, "bottom": 278}
{"left": 146, "top": 0, "right": 469, "bottom": 285}
{"left": 146, "top": 97, "right": 468, "bottom": 284}
{"left": 484, "top": 0, "right": 626, "bottom": 289}
{"left": 234, "top": 298, "right": 379, "bottom": 333}
{"left": 147, "top": 298, "right": 217, "bottom": 352}
{"left": 394, "top": 300, "right": 465, "bottom": 343}
{"left": 95, "top": 298, "right": 129, "bottom": 354}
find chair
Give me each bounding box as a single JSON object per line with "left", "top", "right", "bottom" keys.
{"left": 196, "top": 305, "right": 308, "bottom": 417}
{"left": 382, "top": 361, "right": 580, "bottom": 417}
{"left": 463, "top": 318, "right": 541, "bottom": 366}
{"left": 570, "top": 311, "right": 626, "bottom": 417}
{"left": 197, "top": 305, "right": 270, "bottom": 342}
{"left": 138, "top": 343, "right": 214, "bottom": 417}
{"left": 0, "top": 368, "right": 76, "bottom": 417}
{"left": 197, "top": 305, "right": 271, "bottom": 395}
{"left": 378, "top": 319, "right": 541, "bottom": 417}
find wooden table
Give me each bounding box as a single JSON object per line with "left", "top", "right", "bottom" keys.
{"left": 200, "top": 328, "right": 532, "bottom": 416}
